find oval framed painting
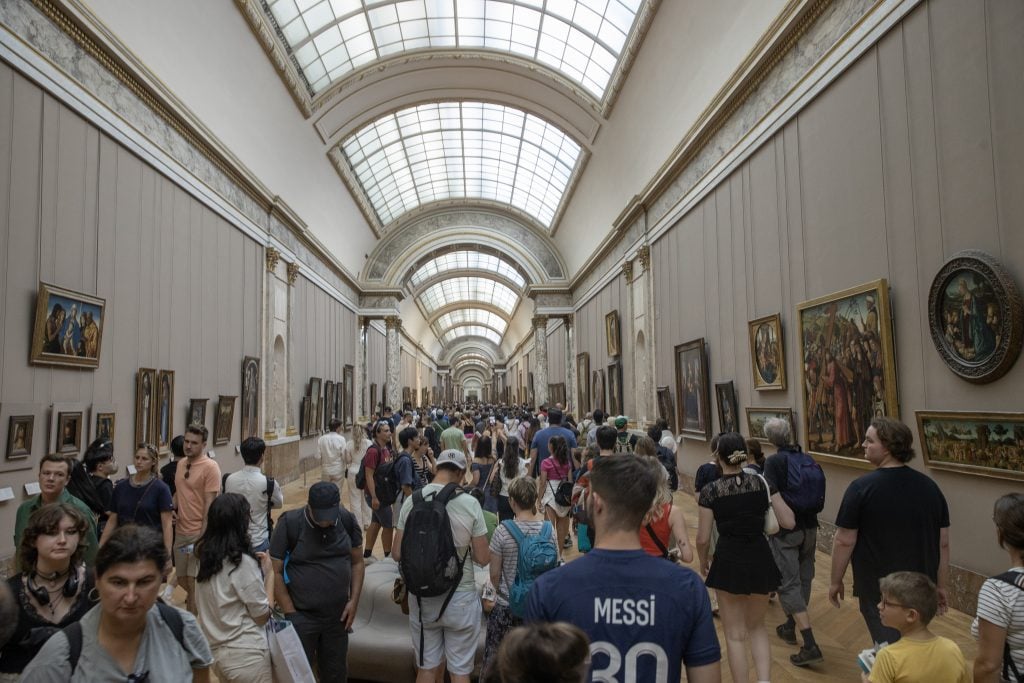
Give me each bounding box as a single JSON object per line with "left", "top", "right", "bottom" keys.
{"left": 928, "top": 250, "right": 1023, "bottom": 383}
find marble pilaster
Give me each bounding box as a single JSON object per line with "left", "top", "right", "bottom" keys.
{"left": 385, "top": 316, "right": 402, "bottom": 411}
{"left": 532, "top": 316, "right": 549, "bottom": 407}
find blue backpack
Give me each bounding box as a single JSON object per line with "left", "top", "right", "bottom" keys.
{"left": 503, "top": 520, "right": 559, "bottom": 617}
{"left": 780, "top": 449, "right": 826, "bottom": 513}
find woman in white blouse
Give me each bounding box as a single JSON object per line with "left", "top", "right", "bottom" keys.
{"left": 345, "top": 423, "right": 373, "bottom": 530}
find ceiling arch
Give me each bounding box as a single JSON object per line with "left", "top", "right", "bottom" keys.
{"left": 425, "top": 301, "right": 511, "bottom": 328}
{"left": 439, "top": 324, "right": 504, "bottom": 346}
{"left": 339, "top": 101, "right": 582, "bottom": 229}
{"left": 411, "top": 270, "right": 524, "bottom": 304}
{"left": 441, "top": 338, "right": 503, "bottom": 363}
{"left": 408, "top": 250, "right": 527, "bottom": 290}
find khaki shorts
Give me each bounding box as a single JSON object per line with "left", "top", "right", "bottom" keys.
{"left": 173, "top": 532, "right": 201, "bottom": 578}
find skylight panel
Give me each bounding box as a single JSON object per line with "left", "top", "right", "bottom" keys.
{"left": 262, "top": 1, "right": 645, "bottom": 99}
{"left": 408, "top": 251, "right": 526, "bottom": 289}
{"left": 342, "top": 101, "right": 580, "bottom": 227}
{"left": 417, "top": 276, "right": 519, "bottom": 315}
{"left": 441, "top": 325, "right": 503, "bottom": 346}
{"left": 434, "top": 310, "right": 508, "bottom": 334}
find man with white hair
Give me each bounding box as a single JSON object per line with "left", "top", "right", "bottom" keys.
{"left": 762, "top": 416, "right": 827, "bottom": 667}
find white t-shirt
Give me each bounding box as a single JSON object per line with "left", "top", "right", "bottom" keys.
{"left": 345, "top": 436, "right": 371, "bottom": 476}
{"left": 397, "top": 482, "right": 487, "bottom": 592}
{"left": 318, "top": 431, "right": 348, "bottom": 479}
{"left": 498, "top": 459, "right": 529, "bottom": 496}
{"left": 972, "top": 566, "right": 1024, "bottom": 676}
{"left": 224, "top": 466, "right": 284, "bottom": 548}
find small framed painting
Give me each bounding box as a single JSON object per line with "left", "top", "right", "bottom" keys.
{"left": 746, "top": 407, "right": 797, "bottom": 444}
{"left": 213, "top": 396, "right": 236, "bottom": 446}
{"left": 30, "top": 282, "right": 105, "bottom": 369}
{"left": 916, "top": 410, "right": 1024, "bottom": 482}
{"left": 187, "top": 399, "right": 208, "bottom": 430}
{"left": 7, "top": 415, "right": 33, "bottom": 459}
{"left": 605, "top": 310, "right": 621, "bottom": 357}
{"left": 656, "top": 386, "right": 676, "bottom": 433}
{"left": 55, "top": 411, "right": 84, "bottom": 455}
{"left": 749, "top": 313, "right": 786, "bottom": 391}
{"left": 674, "top": 338, "right": 711, "bottom": 440}
{"left": 93, "top": 407, "right": 115, "bottom": 444}
{"left": 156, "top": 370, "right": 174, "bottom": 454}
{"left": 714, "top": 381, "right": 740, "bottom": 434}
{"left": 135, "top": 368, "right": 158, "bottom": 449}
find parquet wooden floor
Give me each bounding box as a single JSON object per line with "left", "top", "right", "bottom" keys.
{"left": 264, "top": 471, "right": 979, "bottom": 682}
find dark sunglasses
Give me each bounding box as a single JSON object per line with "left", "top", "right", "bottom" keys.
{"left": 184, "top": 461, "right": 192, "bottom": 480}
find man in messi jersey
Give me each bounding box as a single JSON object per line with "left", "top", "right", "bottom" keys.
{"left": 525, "top": 455, "right": 721, "bottom": 683}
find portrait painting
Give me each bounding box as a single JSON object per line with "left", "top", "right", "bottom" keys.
{"left": 187, "top": 399, "right": 208, "bottom": 430}
{"left": 916, "top": 411, "right": 1024, "bottom": 482}
{"left": 213, "top": 395, "right": 236, "bottom": 446}
{"left": 928, "top": 250, "right": 1023, "bottom": 384}
{"left": 343, "top": 367, "right": 354, "bottom": 426}
{"left": 157, "top": 370, "right": 174, "bottom": 453}
{"left": 324, "top": 381, "right": 335, "bottom": 429}
{"left": 607, "top": 361, "right": 623, "bottom": 416}
{"left": 605, "top": 310, "right": 621, "bottom": 357}
{"left": 746, "top": 407, "right": 796, "bottom": 444}
{"left": 674, "top": 338, "right": 710, "bottom": 440}
{"left": 656, "top": 386, "right": 676, "bottom": 433}
{"left": 94, "top": 412, "right": 115, "bottom": 443}
{"left": 576, "top": 353, "right": 591, "bottom": 413}
{"left": 715, "top": 381, "right": 740, "bottom": 434}
{"left": 749, "top": 313, "right": 786, "bottom": 391}
{"left": 7, "top": 415, "right": 33, "bottom": 459}
{"left": 56, "top": 411, "right": 83, "bottom": 454}
{"left": 241, "top": 357, "right": 260, "bottom": 440}
{"left": 135, "top": 368, "right": 157, "bottom": 448}
{"left": 30, "top": 282, "right": 106, "bottom": 369}
{"left": 797, "top": 279, "right": 898, "bottom": 468}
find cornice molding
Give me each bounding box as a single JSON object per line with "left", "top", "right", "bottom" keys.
{"left": 234, "top": 0, "right": 313, "bottom": 116}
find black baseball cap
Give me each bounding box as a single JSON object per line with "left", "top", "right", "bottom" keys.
{"left": 308, "top": 481, "right": 340, "bottom": 523}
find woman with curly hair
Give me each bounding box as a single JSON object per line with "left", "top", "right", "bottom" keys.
{"left": 195, "top": 493, "right": 274, "bottom": 682}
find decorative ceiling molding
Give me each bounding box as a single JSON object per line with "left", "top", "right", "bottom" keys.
{"left": 234, "top": 0, "right": 313, "bottom": 116}
{"left": 405, "top": 244, "right": 532, "bottom": 290}
{"left": 412, "top": 271, "right": 524, "bottom": 306}
{"left": 424, "top": 301, "right": 513, "bottom": 328}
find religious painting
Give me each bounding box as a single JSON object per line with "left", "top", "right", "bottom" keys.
{"left": 342, "top": 367, "right": 353, "bottom": 427}
{"left": 928, "top": 250, "right": 1023, "bottom": 384}
{"left": 7, "top": 415, "right": 33, "bottom": 459}
{"left": 746, "top": 407, "right": 796, "bottom": 444}
{"left": 56, "top": 411, "right": 83, "bottom": 454}
{"left": 157, "top": 370, "right": 174, "bottom": 453}
{"left": 187, "top": 399, "right": 208, "bottom": 430}
{"left": 916, "top": 411, "right": 1024, "bottom": 482}
{"left": 674, "top": 338, "right": 711, "bottom": 440}
{"left": 715, "top": 381, "right": 740, "bottom": 434}
{"left": 300, "top": 397, "right": 312, "bottom": 437}
{"left": 749, "top": 313, "right": 786, "bottom": 391}
{"left": 213, "top": 396, "right": 236, "bottom": 446}
{"left": 135, "top": 368, "right": 157, "bottom": 448}
{"left": 607, "top": 360, "right": 623, "bottom": 416}
{"left": 797, "top": 279, "right": 898, "bottom": 468}
{"left": 605, "top": 310, "right": 621, "bottom": 357}
{"left": 591, "top": 369, "right": 606, "bottom": 413}
{"left": 240, "top": 357, "right": 260, "bottom": 440}
{"left": 94, "top": 411, "right": 115, "bottom": 444}
{"left": 576, "top": 353, "right": 591, "bottom": 413}
{"left": 324, "top": 381, "right": 335, "bottom": 429}
{"left": 656, "top": 386, "right": 676, "bottom": 433}
{"left": 29, "top": 282, "right": 105, "bottom": 369}
{"left": 402, "top": 386, "right": 412, "bottom": 407}
{"left": 308, "top": 377, "right": 322, "bottom": 399}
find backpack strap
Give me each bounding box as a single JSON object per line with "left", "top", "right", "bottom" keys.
{"left": 66, "top": 603, "right": 186, "bottom": 674}
{"left": 990, "top": 571, "right": 1024, "bottom": 682}
{"left": 221, "top": 471, "right": 230, "bottom": 493}
{"left": 265, "top": 477, "right": 276, "bottom": 534}
{"left": 644, "top": 523, "right": 670, "bottom": 559}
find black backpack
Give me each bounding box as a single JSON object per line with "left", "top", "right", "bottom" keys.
{"left": 222, "top": 471, "right": 277, "bottom": 535}
{"left": 992, "top": 571, "right": 1024, "bottom": 682}
{"left": 65, "top": 601, "right": 184, "bottom": 673}
{"left": 655, "top": 445, "right": 679, "bottom": 491}
{"left": 372, "top": 452, "right": 410, "bottom": 507}
{"left": 399, "top": 483, "right": 469, "bottom": 666}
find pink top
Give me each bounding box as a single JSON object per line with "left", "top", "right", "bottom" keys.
{"left": 541, "top": 457, "right": 572, "bottom": 482}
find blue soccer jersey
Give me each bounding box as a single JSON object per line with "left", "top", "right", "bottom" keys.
{"left": 525, "top": 549, "right": 720, "bottom": 682}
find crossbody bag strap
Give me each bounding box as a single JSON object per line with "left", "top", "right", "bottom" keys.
{"left": 644, "top": 523, "right": 670, "bottom": 559}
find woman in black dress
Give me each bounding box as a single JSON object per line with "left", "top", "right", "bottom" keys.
{"left": 696, "top": 432, "right": 794, "bottom": 683}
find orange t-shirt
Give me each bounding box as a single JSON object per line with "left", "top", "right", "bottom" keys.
{"left": 639, "top": 502, "right": 673, "bottom": 558}
{"left": 174, "top": 455, "right": 222, "bottom": 535}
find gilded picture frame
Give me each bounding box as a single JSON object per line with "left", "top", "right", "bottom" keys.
{"left": 927, "top": 250, "right": 1023, "bottom": 384}
{"left": 749, "top": 313, "right": 786, "bottom": 391}
{"left": 55, "top": 411, "right": 83, "bottom": 455}
{"left": 797, "top": 279, "right": 898, "bottom": 469}
{"left": 187, "top": 399, "right": 208, "bottom": 431}
{"left": 156, "top": 370, "right": 174, "bottom": 454}
{"left": 656, "top": 386, "right": 676, "bottom": 433}
{"left": 714, "top": 381, "right": 740, "bottom": 434}
{"left": 30, "top": 282, "right": 105, "bottom": 369}
{"left": 605, "top": 310, "right": 621, "bottom": 357}
{"left": 135, "top": 368, "right": 158, "bottom": 448}
{"left": 240, "top": 357, "right": 260, "bottom": 440}
{"left": 576, "top": 353, "right": 591, "bottom": 413}
{"left": 746, "top": 407, "right": 796, "bottom": 444}
{"left": 7, "top": 415, "right": 33, "bottom": 459}
{"left": 607, "top": 360, "right": 623, "bottom": 417}
{"left": 916, "top": 410, "right": 1024, "bottom": 482}
{"left": 214, "top": 395, "right": 236, "bottom": 446}
{"left": 674, "top": 338, "right": 711, "bottom": 440}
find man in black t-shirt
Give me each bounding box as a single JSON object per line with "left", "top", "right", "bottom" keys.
{"left": 161, "top": 435, "right": 185, "bottom": 498}
{"left": 270, "top": 482, "right": 364, "bottom": 683}
{"left": 828, "top": 417, "right": 950, "bottom": 646}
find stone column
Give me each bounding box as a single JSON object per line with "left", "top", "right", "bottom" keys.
{"left": 357, "top": 317, "right": 369, "bottom": 419}
{"left": 263, "top": 247, "right": 292, "bottom": 438}
{"left": 532, "top": 315, "right": 549, "bottom": 407}
{"left": 563, "top": 315, "right": 575, "bottom": 414}
{"left": 385, "top": 316, "right": 402, "bottom": 411}
{"left": 629, "top": 246, "right": 655, "bottom": 425}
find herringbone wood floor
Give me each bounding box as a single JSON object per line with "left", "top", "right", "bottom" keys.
{"left": 262, "top": 472, "right": 977, "bottom": 682}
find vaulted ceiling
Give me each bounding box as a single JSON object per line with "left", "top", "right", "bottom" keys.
{"left": 248, "top": 0, "right": 660, "bottom": 374}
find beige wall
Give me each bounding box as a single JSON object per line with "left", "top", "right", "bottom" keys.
{"left": 575, "top": 273, "right": 631, "bottom": 416}
{"left": 649, "top": 0, "right": 1023, "bottom": 577}
{"left": 290, "top": 276, "right": 359, "bottom": 458}
{"left": 0, "top": 63, "right": 263, "bottom": 561}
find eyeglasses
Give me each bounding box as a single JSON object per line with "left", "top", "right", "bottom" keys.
{"left": 880, "top": 600, "right": 908, "bottom": 609}
{"left": 184, "top": 462, "right": 192, "bottom": 480}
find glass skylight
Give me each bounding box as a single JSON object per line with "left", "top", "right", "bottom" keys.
{"left": 264, "top": 0, "right": 644, "bottom": 98}
{"left": 441, "top": 325, "right": 503, "bottom": 346}
{"left": 342, "top": 101, "right": 581, "bottom": 227}
{"left": 452, "top": 352, "right": 493, "bottom": 366}
{"left": 454, "top": 357, "right": 491, "bottom": 371}
{"left": 409, "top": 251, "right": 526, "bottom": 289}
{"left": 418, "top": 276, "right": 519, "bottom": 315}
{"left": 434, "top": 310, "right": 508, "bottom": 335}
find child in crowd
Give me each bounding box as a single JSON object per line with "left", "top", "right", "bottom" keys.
{"left": 866, "top": 571, "right": 969, "bottom": 683}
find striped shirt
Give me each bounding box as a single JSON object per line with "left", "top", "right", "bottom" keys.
{"left": 972, "top": 566, "right": 1024, "bottom": 678}
{"left": 488, "top": 519, "right": 552, "bottom": 606}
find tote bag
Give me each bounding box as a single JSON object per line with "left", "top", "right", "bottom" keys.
{"left": 267, "top": 618, "right": 315, "bottom": 683}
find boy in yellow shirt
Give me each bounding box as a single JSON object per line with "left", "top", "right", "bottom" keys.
{"left": 866, "top": 571, "right": 969, "bottom": 683}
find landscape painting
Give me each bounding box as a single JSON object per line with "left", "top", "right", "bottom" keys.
{"left": 917, "top": 411, "right": 1024, "bottom": 482}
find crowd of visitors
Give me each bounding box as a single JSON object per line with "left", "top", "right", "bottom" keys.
{"left": 0, "top": 400, "right": 1017, "bottom": 683}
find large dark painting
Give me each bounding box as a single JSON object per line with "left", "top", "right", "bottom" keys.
{"left": 674, "top": 338, "right": 710, "bottom": 440}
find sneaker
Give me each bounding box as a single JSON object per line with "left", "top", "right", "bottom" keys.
{"left": 790, "top": 645, "right": 824, "bottom": 667}
{"left": 776, "top": 621, "right": 797, "bottom": 645}
{"left": 562, "top": 534, "right": 572, "bottom": 549}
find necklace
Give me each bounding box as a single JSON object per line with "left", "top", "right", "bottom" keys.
{"left": 35, "top": 567, "right": 70, "bottom": 583}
